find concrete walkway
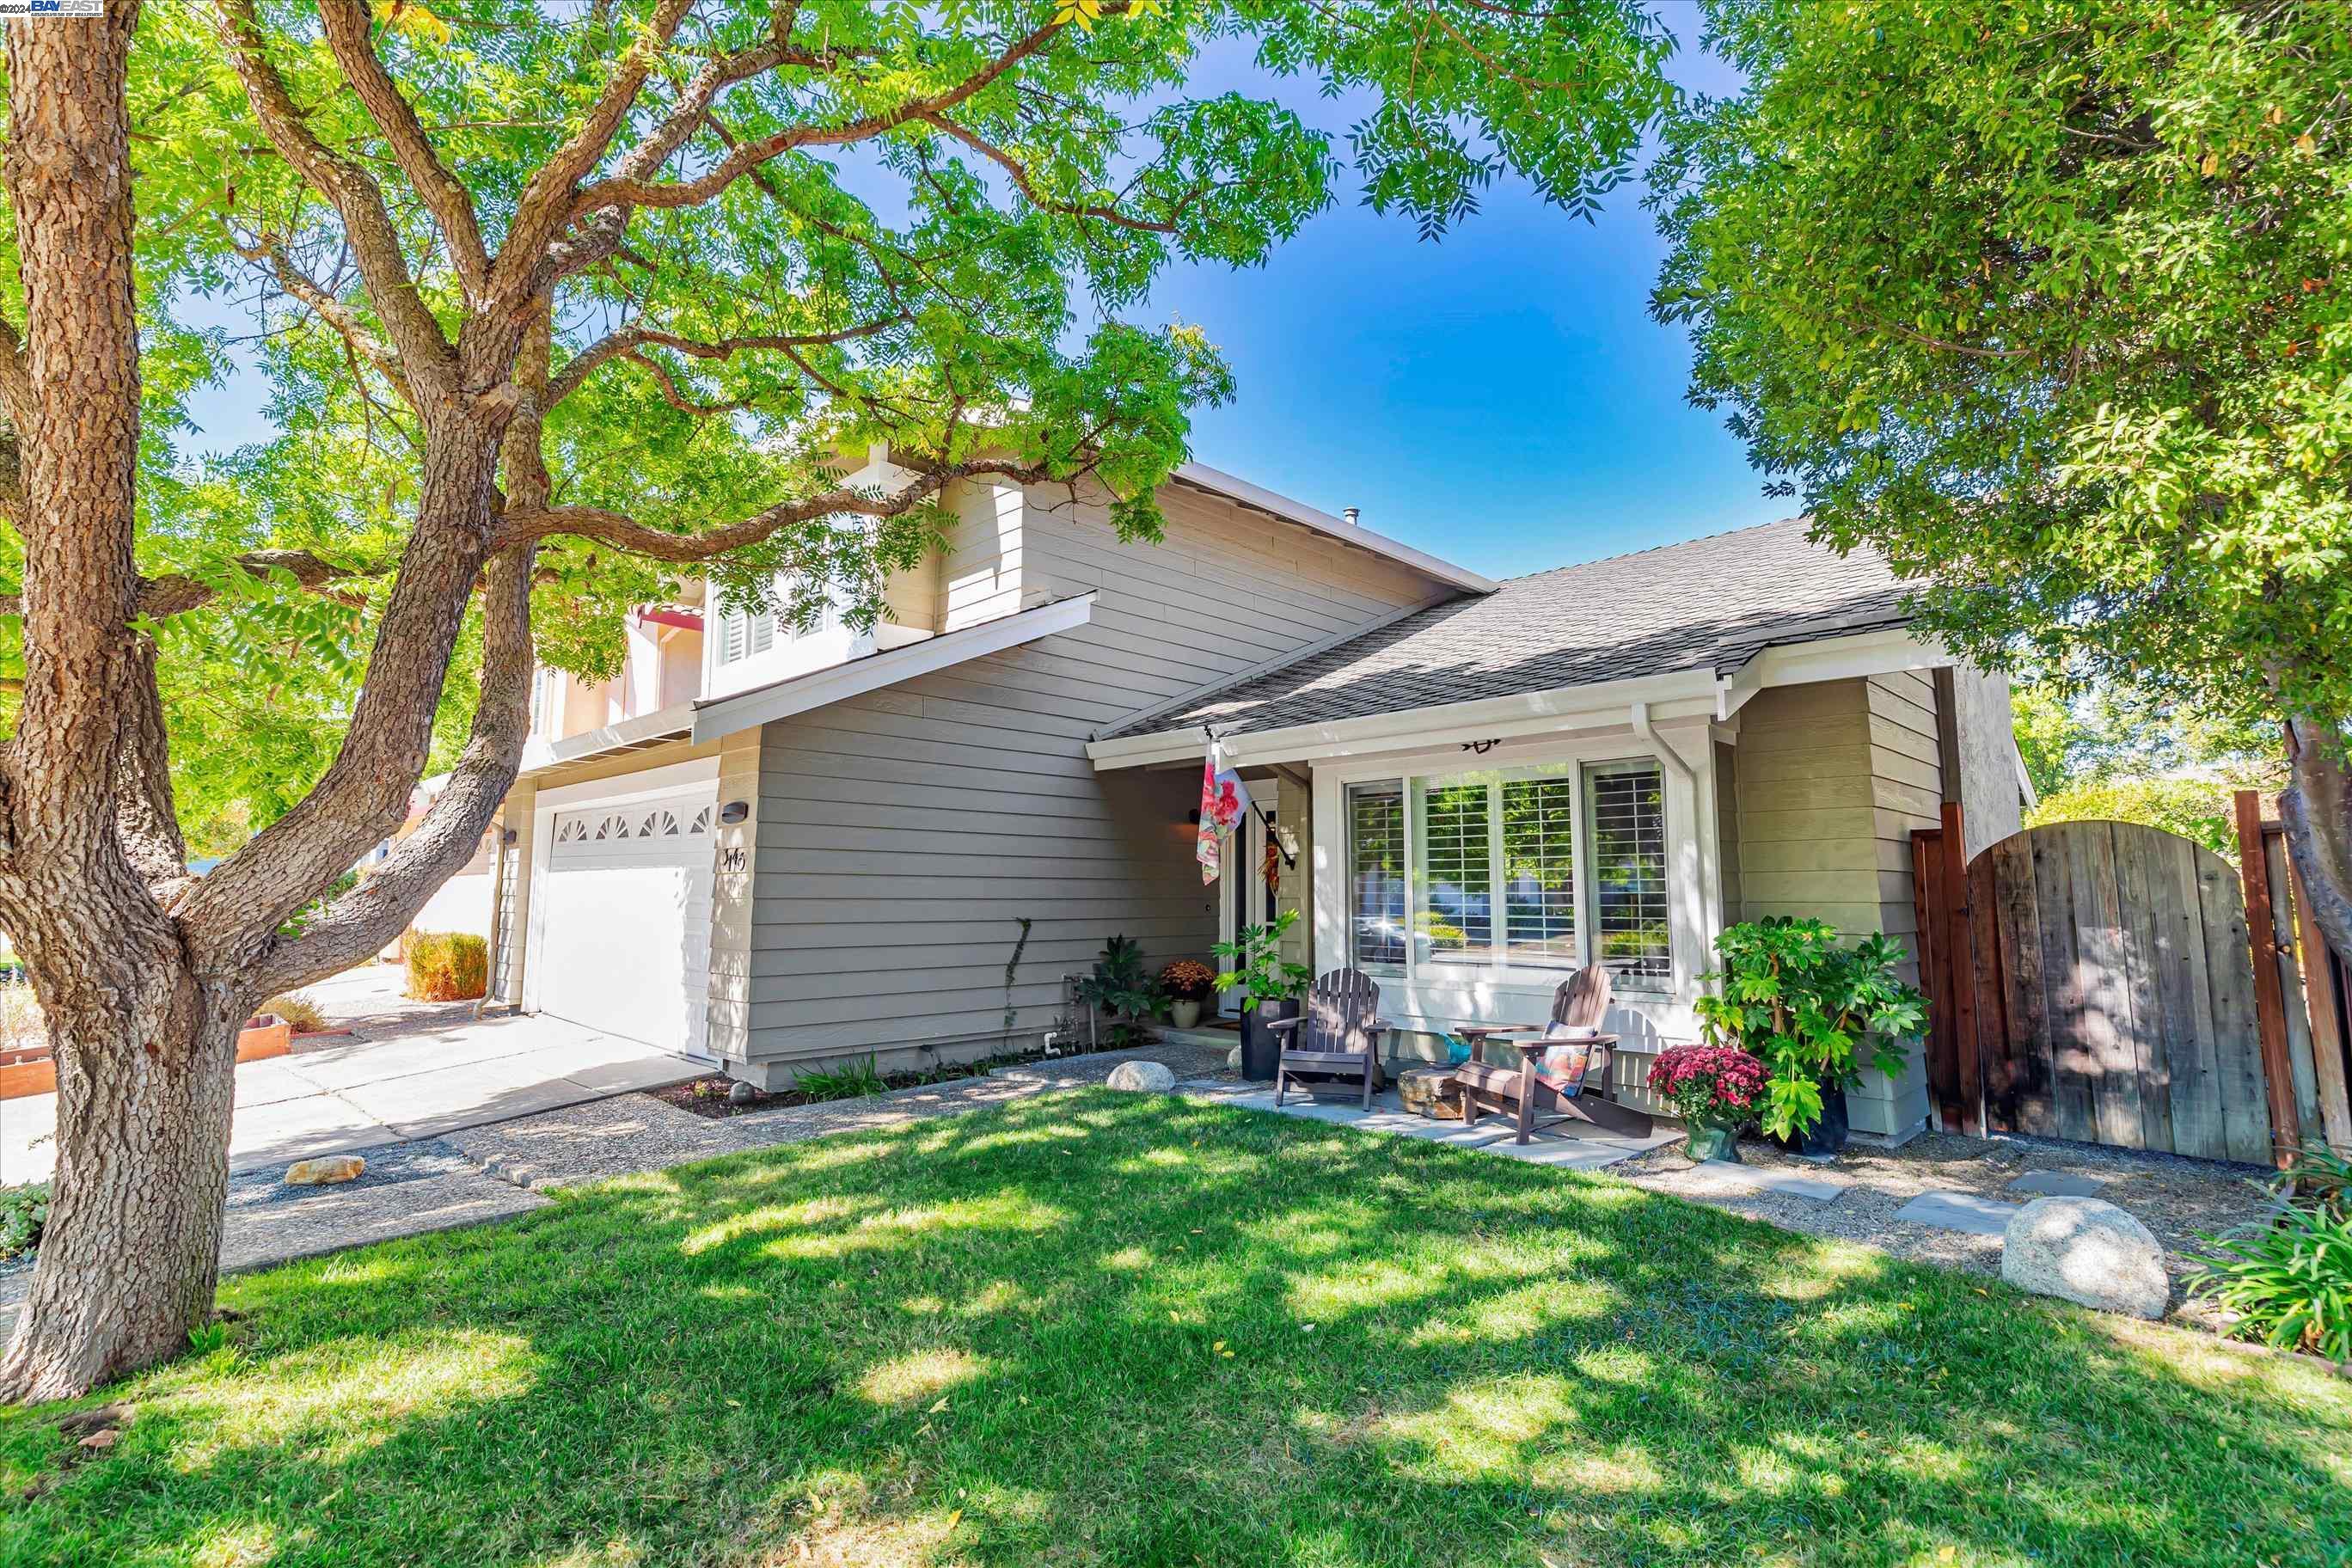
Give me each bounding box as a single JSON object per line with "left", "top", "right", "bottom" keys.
{"left": 0, "top": 964, "right": 702, "bottom": 1185}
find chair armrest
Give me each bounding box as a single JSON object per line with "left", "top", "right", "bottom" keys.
{"left": 1264, "top": 1017, "right": 1304, "bottom": 1035}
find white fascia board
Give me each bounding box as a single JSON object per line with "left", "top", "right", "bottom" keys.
{"left": 1087, "top": 627, "right": 1954, "bottom": 773}
{"left": 1172, "top": 462, "right": 1498, "bottom": 595}
{"left": 1087, "top": 666, "right": 1722, "bottom": 771}
{"left": 537, "top": 702, "right": 697, "bottom": 768}
{"left": 689, "top": 592, "right": 1095, "bottom": 743}
{"left": 1739, "top": 626, "right": 1946, "bottom": 689}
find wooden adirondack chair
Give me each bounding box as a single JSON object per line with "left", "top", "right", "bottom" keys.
{"left": 1269, "top": 968, "right": 1389, "bottom": 1110}
{"left": 1455, "top": 967, "right": 1655, "bottom": 1142}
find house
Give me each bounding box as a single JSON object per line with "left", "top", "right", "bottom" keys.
{"left": 486, "top": 450, "right": 2030, "bottom": 1143}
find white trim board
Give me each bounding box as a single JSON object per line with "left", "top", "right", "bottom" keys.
{"left": 689, "top": 592, "right": 1096, "bottom": 744}
{"left": 1087, "top": 628, "right": 1951, "bottom": 772}
{"left": 1171, "top": 463, "right": 1497, "bottom": 595}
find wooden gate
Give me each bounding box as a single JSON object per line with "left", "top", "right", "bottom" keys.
{"left": 1913, "top": 794, "right": 2352, "bottom": 1167}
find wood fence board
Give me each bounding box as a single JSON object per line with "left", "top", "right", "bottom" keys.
{"left": 2198, "top": 847, "right": 2274, "bottom": 1165}
{"left": 1967, "top": 854, "right": 2009, "bottom": 1132}
{"left": 2288, "top": 852, "right": 2352, "bottom": 1152}
{"left": 2068, "top": 823, "right": 2144, "bottom": 1148}
{"left": 1939, "top": 801, "right": 1983, "bottom": 1136}
{"left": 1912, "top": 830, "right": 1959, "bottom": 1131}
{"left": 2112, "top": 824, "right": 2173, "bottom": 1151}
{"left": 2158, "top": 833, "right": 2229, "bottom": 1163}
{"left": 2234, "top": 793, "right": 2299, "bottom": 1165}
{"left": 2264, "top": 832, "right": 2325, "bottom": 1142}
{"left": 2037, "top": 825, "right": 2097, "bottom": 1144}
{"left": 1989, "top": 834, "right": 2055, "bottom": 1136}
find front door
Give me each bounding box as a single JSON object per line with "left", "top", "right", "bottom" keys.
{"left": 1216, "top": 804, "right": 1277, "bottom": 1020}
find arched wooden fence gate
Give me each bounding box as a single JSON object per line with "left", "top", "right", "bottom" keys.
{"left": 1911, "top": 793, "right": 2352, "bottom": 1168}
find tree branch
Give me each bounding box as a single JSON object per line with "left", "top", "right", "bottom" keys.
{"left": 577, "top": 11, "right": 1115, "bottom": 213}
{"left": 545, "top": 319, "right": 903, "bottom": 407}
{"left": 226, "top": 229, "right": 418, "bottom": 409}
{"left": 315, "top": 0, "right": 492, "bottom": 300}
{"left": 248, "top": 545, "right": 537, "bottom": 997}
{"left": 501, "top": 455, "right": 1056, "bottom": 561}
{"left": 918, "top": 112, "right": 1181, "bottom": 232}
{"left": 209, "top": 0, "right": 460, "bottom": 399}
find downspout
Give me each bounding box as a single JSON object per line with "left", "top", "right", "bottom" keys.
{"left": 1629, "top": 701, "right": 1698, "bottom": 786}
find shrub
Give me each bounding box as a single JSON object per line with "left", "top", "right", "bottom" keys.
{"left": 0, "top": 1182, "right": 49, "bottom": 1262}
{"left": 260, "top": 992, "right": 330, "bottom": 1033}
{"left": 1157, "top": 960, "right": 1215, "bottom": 1002}
{"left": 1694, "top": 917, "right": 1928, "bottom": 1140}
{"left": 2191, "top": 1142, "right": 2352, "bottom": 1362}
{"left": 1647, "top": 1044, "right": 1768, "bottom": 1126}
{"left": 1076, "top": 934, "right": 1157, "bottom": 1047}
{"left": 405, "top": 930, "right": 488, "bottom": 1001}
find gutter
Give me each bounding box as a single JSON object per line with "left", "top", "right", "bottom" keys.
{"left": 1629, "top": 700, "right": 1700, "bottom": 787}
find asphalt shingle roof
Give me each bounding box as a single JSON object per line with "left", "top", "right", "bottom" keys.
{"left": 1107, "top": 517, "right": 1910, "bottom": 739}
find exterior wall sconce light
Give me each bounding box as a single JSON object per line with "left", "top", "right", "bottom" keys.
{"left": 719, "top": 800, "right": 750, "bottom": 825}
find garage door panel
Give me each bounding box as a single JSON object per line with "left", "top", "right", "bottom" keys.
{"left": 539, "top": 787, "right": 715, "bottom": 1057}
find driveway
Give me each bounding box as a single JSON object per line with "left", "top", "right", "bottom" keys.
{"left": 0, "top": 964, "right": 701, "bottom": 1185}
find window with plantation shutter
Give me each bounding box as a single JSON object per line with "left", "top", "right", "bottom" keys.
{"left": 1345, "top": 781, "right": 1406, "bottom": 973}
{"left": 1587, "top": 760, "right": 1669, "bottom": 983}
{"left": 1413, "top": 781, "right": 1494, "bottom": 965}
{"left": 1501, "top": 776, "right": 1577, "bottom": 965}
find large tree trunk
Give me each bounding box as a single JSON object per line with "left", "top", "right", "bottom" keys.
{"left": 2282, "top": 714, "right": 2352, "bottom": 971}
{"left": 0, "top": 965, "right": 247, "bottom": 1401}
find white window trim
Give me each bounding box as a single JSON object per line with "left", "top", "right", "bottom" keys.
{"left": 1309, "top": 725, "right": 1723, "bottom": 1041}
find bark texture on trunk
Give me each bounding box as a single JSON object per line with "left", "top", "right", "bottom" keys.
{"left": 0, "top": 977, "right": 242, "bottom": 1402}
{"left": 2282, "top": 714, "right": 2352, "bottom": 969}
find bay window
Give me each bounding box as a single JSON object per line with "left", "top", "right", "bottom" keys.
{"left": 1344, "top": 756, "right": 1673, "bottom": 991}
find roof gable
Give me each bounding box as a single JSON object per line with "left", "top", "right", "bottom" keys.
{"left": 1100, "top": 518, "right": 1908, "bottom": 740}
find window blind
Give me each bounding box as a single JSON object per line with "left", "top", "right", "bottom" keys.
{"left": 1501, "top": 776, "right": 1577, "bottom": 965}
{"left": 1415, "top": 781, "right": 1493, "bottom": 963}
{"left": 1588, "top": 761, "right": 1669, "bottom": 983}
{"left": 1346, "top": 781, "right": 1406, "bottom": 971}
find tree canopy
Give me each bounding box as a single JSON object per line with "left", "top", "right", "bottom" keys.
{"left": 1650, "top": 0, "right": 2352, "bottom": 951}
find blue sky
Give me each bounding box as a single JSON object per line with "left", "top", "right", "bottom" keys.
{"left": 181, "top": 20, "right": 1761, "bottom": 585}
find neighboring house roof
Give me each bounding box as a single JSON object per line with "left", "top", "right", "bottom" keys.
{"left": 1099, "top": 517, "right": 1910, "bottom": 742}
{"left": 1171, "top": 462, "right": 1498, "bottom": 595}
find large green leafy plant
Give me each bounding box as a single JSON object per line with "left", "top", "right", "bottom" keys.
{"left": 1212, "top": 910, "right": 1312, "bottom": 1009}
{"left": 1694, "top": 918, "right": 1927, "bottom": 1138}
{"left": 2193, "top": 1142, "right": 2352, "bottom": 1363}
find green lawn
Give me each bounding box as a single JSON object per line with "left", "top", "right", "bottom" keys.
{"left": 4, "top": 1093, "right": 2348, "bottom": 1567}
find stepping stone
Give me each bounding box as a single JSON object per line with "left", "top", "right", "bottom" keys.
{"left": 1682, "top": 1163, "right": 1848, "bottom": 1203}
{"left": 1895, "top": 1190, "right": 2023, "bottom": 1237}
{"left": 2005, "top": 1170, "right": 2106, "bottom": 1198}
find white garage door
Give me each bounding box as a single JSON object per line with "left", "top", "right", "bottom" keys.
{"left": 537, "top": 787, "right": 718, "bottom": 1058}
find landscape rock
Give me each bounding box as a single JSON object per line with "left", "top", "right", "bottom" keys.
{"left": 1105, "top": 1060, "right": 1176, "bottom": 1093}
{"left": 1227, "top": 1045, "right": 1243, "bottom": 1071}
{"left": 726, "top": 1079, "right": 759, "bottom": 1106}
{"left": 2001, "top": 1196, "right": 2169, "bottom": 1320}
{"left": 283, "top": 1155, "right": 366, "bottom": 1187}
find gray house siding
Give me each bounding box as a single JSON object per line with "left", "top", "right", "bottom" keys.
{"left": 730, "top": 476, "right": 1443, "bottom": 1087}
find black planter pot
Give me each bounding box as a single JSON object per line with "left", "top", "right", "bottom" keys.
{"left": 1775, "top": 1080, "right": 1851, "bottom": 1158}
{"left": 1240, "top": 999, "right": 1298, "bottom": 1081}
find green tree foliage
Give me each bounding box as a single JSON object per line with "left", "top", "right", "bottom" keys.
{"left": 4, "top": 0, "right": 1682, "bottom": 854}
{"left": 1650, "top": 0, "right": 2352, "bottom": 953}
{"left": 2013, "top": 679, "right": 2286, "bottom": 860}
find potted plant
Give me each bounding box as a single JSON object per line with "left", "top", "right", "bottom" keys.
{"left": 1694, "top": 917, "right": 1928, "bottom": 1157}
{"left": 1646, "top": 1044, "right": 1768, "bottom": 1162}
{"left": 1212, "top": 910, "right": 1312, "bottom": 1081}
{"left": 1157, "top": 959, "right": 1215, "bottom": 1030}
{"left": 1074, "top": 935, "right": 1157, "bottom": 1048}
